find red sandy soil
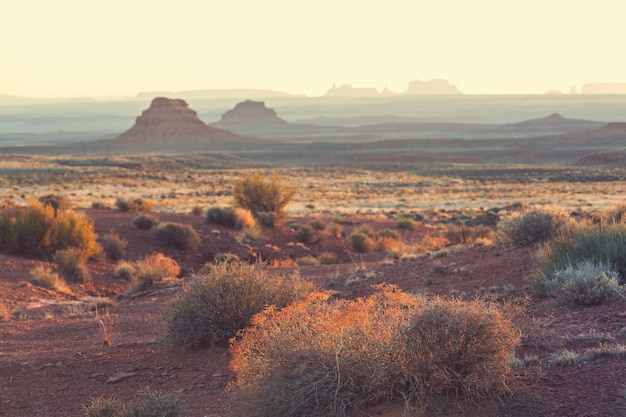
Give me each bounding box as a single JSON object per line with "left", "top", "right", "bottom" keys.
{"left": 1, "top": 209, "right": 626, "bottom": 417}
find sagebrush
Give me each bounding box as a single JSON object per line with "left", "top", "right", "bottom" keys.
{"left": 165, "top": 261, "right": 317, "bottom": 349}
{"left": 229, "top": 286, "right": 520, "bottom": 417}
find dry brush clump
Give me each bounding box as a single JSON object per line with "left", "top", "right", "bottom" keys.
{"left": 0, "top": 200, "right": 100, "bottom": 259}
{"left": 233, "top": 172, "right": 295, "bottom": 224}
{"left": 150, "top": 222, "right": 200, "bottom": 251}
{"left": 132, "top": 214, "right": 159, "bottom": 230}
{"left": 229, "top": 286, "right": 520, "bottom": 417}
{"left": 164, "top": 261, "right": 317, "bottom": 349}
{"left": 115, "top": 197, "right": 156, "bottom": 213}
{"left": 84, "top": 387, "right": 183, "bottom": 417}
{"left": 498, "top": 206, "right": 571, "bottom": 247}
{"left": 119, "top": 253, "right": 180, "bottom": 292}
{"left": 101, "top": 233, "right": 127, "bottom": 261}
{"left": 30, "top": 266, "right": 73, "bottom": 295}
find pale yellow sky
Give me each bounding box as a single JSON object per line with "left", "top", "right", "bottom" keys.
{"left": 2, "top": 0, "right": 625, "bottom": 98}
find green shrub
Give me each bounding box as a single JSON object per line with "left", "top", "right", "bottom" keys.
{"left": 101, "top": 233, "right": 127, "bottom": 261}
{"left": 397, "top": 217, "right": 417, "bottom": 231}
{"left": 233, "top": 172, "right": 295, "bottom": 219}
{"left": 229, "top": 286, "right": 519, "bottom": 417}
{"left": 543, "top": 261, "right": 625, "bottom": 306}
{"left": 150, "top": 222, "right": 200, "bottom": 251}
{"left": 84, "top": 387, "right": 183, "bottom": 417}
{"left": 132, "top": 214, "right": 159, "bottom": 230}
{"left": 164, "top": 261, "right": 317, "bottom": 349}
{"left": 350, "top": 232, "right": 374, "bottom": 253}
{"left": 206, "top": 207, "right": 237, "bottom": 228}
{"left": 498, "top": 206, "right": 570, "bottom": 247}
{"left": 30, "top": 266, "right": 73, "bottom": 295}
{"left": 115, "top": 198, "right": 155, "bottom": 213}
{"left": 53, "top": 248, "right": 91, "bottom": 285}
{"left": 536, "top": 222, "right": 626, "bottom": 286}
{"left": 38, "top": 194, "right": 71, "bottom": 212}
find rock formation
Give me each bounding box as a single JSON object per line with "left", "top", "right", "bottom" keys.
{"left": 107, "top": 97, "right": 241, "bottom": 151}
{"left": 212, "top": 100, "right": 288, "bottom": 129}
{"left": 405, "top": 79, "right": 462, "bottom": 95}
{"left": 581, "top": 83, "right": 626, "bottom": 94}
{"left": 325, "top": 84, "right": 381, "bottom": 97}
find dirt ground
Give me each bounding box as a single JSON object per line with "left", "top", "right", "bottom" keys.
{"left": 1, "top": 208, "right": 626, "bottom": 417}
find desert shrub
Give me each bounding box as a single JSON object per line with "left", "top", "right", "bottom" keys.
{"left": 127, "top": 253, "right": 180, "bottom": 292}
{"left": 377, "top": 228, "right": 401, "bottom": 241}
{"left": 30, "top": 266, "right": 73, "bottom": 294}
{"left": 318, "top": 251, "right": 338, "bottom": 265}
{"left": 164, "top": 261, "right": 317, "bottom": 349}
{"left": 50, "top": 209, "right": 101, "bottom": 259}
{"left": 85, "top": 397, "right": 121, "bottom": 417}
{"left": 101, "top": 233, "right": 127, "bottom": 261}
{"left": 397, "top": 217, "right": 417, "bottom": 231}
{"left": 443, "top": 224, "right": 494, "bottom": 245}
{"left": 498, "top": 206, "right": 570, "bottom": 247}
{"left": 150, "top": 222, "right": 200, "bottom": 251}
{"left": 84, "top": 387, "right": 183, "bottom": 417}
{"left": 542, "top": 261, "right": 625, "bottom": 306}
{"left": 350, "top": 232, "right": 374, "bottom": 253}
{"left": 38, "top": 194, "right": 71, "bottom": 212}
{"left": 401, "top": 296, "right": 520, "bottom": 402}
{"left": 132, "top": 214, "right": 159, "bottom": 230}
{"left": 309, "top": 219, "right": 327, "bottom": 231}
{"left": 326, "top": 222, "right": 344, "bottom": 238}
{"left": 233, "top": 172, "right": 295, "bottom": 219}
{"left": 53, "top": 248, "right": 91, "bottom": 284}
{"left": 0, "top": 200, "right": 100, "bottom": 259}
{"left": 536, "top": 222, "right": 626, "bottom": 286}
{"left": 115, "top": 198, "right": 155, "bottom": 213}
{"left": 206, "top": 207, "right": 237, "bottom": 228}
{"left": 114, "top": 261, "right": 136, "bottom": 280}
{"left": 295, "top": 255, "right": 320, "bottom": 266}
{"left": 357, "top": 224, "right": 376, "bottom": 238}
{"left": 297, "top": 224, "right": 321, "bottom": 243}
{"left": 190, "top": 206, "right": 204, "bottom": 216}
{"left": 233, "top": 207, "right": 257, "bottom": 230}
{"left": 91, "top": 200, "right": 110, "bottom": 209}
{"left": 229, "top": 286, "right": 519, "bottom": 417}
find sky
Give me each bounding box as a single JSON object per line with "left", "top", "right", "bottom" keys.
{"left": 2, "top": 0, "right": 626, "bottom": 98}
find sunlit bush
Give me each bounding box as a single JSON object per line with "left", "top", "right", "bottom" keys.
{"left": 165, "top": 261, "right": 317, "bottom": 349}
{"left": 229, "top": 286, "right": 519, "bottom": 417}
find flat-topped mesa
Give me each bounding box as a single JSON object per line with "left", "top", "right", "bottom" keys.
{"left": 213, "top": 100, "right": 288, "bottom": 128}
{"left": 109, "top": 97, "right": 241, "bottom": 150}
{"left": 133, "top": 97, "right": 205, "bottom": 126}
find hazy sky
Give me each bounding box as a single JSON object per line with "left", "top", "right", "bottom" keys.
{"left": 2, "top": 0, "right": 625, "bottom": 98}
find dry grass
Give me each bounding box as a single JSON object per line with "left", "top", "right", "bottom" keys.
{"left": 30, "top": 266, "right": 73, "bottom": 295}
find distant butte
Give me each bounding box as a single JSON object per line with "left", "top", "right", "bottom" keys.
{"left": 103, "top": 97, "right": 244, "bottom": 151}
{"left": 212, "top": 100, "right": 288, "bottom": 129}
{"left": 405, "top": 79, "right": 462, "bottom": 95}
